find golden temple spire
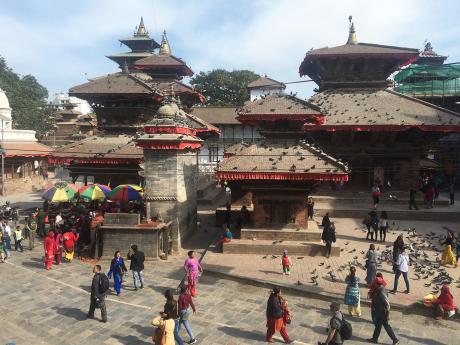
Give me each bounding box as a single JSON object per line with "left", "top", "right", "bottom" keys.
{"left": 135, "top": 17, "right": 148, "bottom": 37}
{"left": 159, "top": 30, "right": 171, "bottom": 55}
{"left": 346, "top": 15, "right": 358, "bottom": 45}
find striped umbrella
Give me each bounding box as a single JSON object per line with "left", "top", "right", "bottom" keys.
{"left": 42, "top": 182, "right": 77, "bottom": 202}
{"left": 107, "top": 184, "right": 143, "bottom": 202}
{"left": 78, "top": 184, "right": 112, "bottom": 201}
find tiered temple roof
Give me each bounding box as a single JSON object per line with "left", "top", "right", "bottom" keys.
{"left": 305, "top": 88, "right": 460, "bottom": 132}
{"left": 106, "top": 18, "right": 159, "bottom": 68}
{"left": 237, "top": 93, "right": 324, "bottom": 125}
{"left": 133, "top": 31, "right": 193, "bottom": 78}
{"left": 69, "top": 72, "right": 204, "bottom": 104}
{"left": 247, "top": 76, "right": 286, "bottom": 90}
{"left": 299, "top": 18, "right": 419, "bottom": 90}
{"left": 217, "top": 140, "right": 348, "bottom": 181}
{"left": 297, "top": 17, "right": 460, "bottom": 133}
{"left": 53, "top": 108, "right": 218, "bottom": 165}
{"left": 417, "top": 41, "right": 448, "bottom": 66}
{"left": 50, "top": 135, "right": 141, "bottom": 165}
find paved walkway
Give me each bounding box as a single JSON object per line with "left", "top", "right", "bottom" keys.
{"left": 1, "top": 242, "right": 459, "bottom": 345}
{"left": 205, "top": 218, "right": 460, "bottom": 308}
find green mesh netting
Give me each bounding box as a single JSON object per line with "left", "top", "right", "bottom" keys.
{"left": 394, "top": 63, "right": 460, "bottom": 96}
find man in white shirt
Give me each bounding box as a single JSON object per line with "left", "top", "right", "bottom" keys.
{"left": 390, "top": 247, "right": 410, "bottom": 294}
{"left": 2, "top": 221, "right": 11, "bottom": 258}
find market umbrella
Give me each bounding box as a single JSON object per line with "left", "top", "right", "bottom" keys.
{"left": 107, "top": 184, "right": 143, "bottom": 202}
{"left": 42, "top": 182, "right": 77, "bottom": 202}
{"left": 78, "top": 184, "right": 112, "bottom": 201}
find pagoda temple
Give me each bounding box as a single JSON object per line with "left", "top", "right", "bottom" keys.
{"left": 51, "top": 19, "right": 218, "bottom": 185}
{"left": 216, "top": 88, "right": 348, "bottom": 229}
{"left": 298, "top": 18, "right": 460, "bottom": 188}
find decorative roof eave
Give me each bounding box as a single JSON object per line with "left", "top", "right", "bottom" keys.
{"left": 49, "top": 157, "right": 142, "bottom": 165}
{"left": 302, "top": 52, "right": 418, "bottom": 60}
{"left": 136, "top": 142, "right": 202, "bottom": 151}
{"left": 215, "top": 171, "right": 349, "bottom": 182}
{"left": 303, "top": 124, "right": 460, "bottom": 133}
{"left": 143, "top": 126, "right": 196, "bottom": 136}
{"left": 237, "top": 114, "right": 325, "bottom": 125}
{"left": 133, "top": 64, "right": 194, "bottom": 77}
{"left": 6, "top": 153, "right": 50, "bottom": 158}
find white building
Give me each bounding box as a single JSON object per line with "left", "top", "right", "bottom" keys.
{"left": 51, "top": 92, "right": 92, "bottom": 115}
{"left": 0, "top": 88, "right": 52, "bottom": 194}
{"left": 247, "top": 75, "right": 286, "bottom": 101}
{"left": 0, "top": 88, "right": 37, "bottom": 142}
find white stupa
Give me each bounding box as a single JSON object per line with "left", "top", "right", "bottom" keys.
{"left": 0, "top": 88, "right": 37, "bottom": 142}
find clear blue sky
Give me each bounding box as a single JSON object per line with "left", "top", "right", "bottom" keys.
{"left": 1, "top": 0, "right": 459, "bottom": 99}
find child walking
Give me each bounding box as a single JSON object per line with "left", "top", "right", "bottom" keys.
{"left": 281, "top": 250, "right": 292, "bottom": 275}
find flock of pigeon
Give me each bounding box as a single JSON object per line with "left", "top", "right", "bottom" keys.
{"left": 262, "top": 222, "right": 459, "bottom": 296}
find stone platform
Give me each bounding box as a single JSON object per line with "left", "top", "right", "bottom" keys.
{"left": 223, "top": 238, "right": 340, "bottom": 256}
{"left": 314, "top": 204, "right": 460, "bottom": 221}
{"left": 311, "top": 190, "right": 458, "bottom": 221}
{"left": 223, "top": 219, "right": 336, "bottom": 256}
{"left": 240, "top": 221, "right": 321, "bottom": 241}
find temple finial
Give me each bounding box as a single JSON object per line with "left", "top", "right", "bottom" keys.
{"left": 159, "top": 30, "right": 171, "bottom": 55}
{"left": 346, "top": 15, "right": 358, "bottom": 45}
{"left": 135, "top": 17, "right": 148, "bottom": 36}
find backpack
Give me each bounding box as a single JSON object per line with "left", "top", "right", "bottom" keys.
{"left": 99, "top": 273, "right": 110, "bottom": 294}
{"left": 333, "top": 316, "right": 352, "bottom": 340}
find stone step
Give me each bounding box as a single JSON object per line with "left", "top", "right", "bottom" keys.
{"left": 223, "top": 239, "right": 340, "bottom": 257}
{"left": 241, "top": 228, "right": 321, "bottom": 241}
{"left": 315, "top": 208, "right": 460, "bottom": 222}
{"left": 312, "top": 195, "right": 449, "bottom": 206}
{"left": 198, "top": 186, "right": 225, "bottom": 205}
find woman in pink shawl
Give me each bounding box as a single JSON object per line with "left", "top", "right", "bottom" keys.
{"left": 44, "top": 231, "right": 56, "bottom": 270}
{"left": 184, "top": 250, "right": 203, "bottom": 297}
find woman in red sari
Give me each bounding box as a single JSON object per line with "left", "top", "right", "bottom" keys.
{"left": 265, "top": 288, "right": 293, "bottom": 343}
{"left": 63, "top": 228, "right": 79, "bottom": 262}
{"left": 44, "top": 231, "right": 56, "bottom": 270}
{"left": 54, "top": 229, "right": 63, "bottom": 265}
{"left": 433, "top": 285, "right": 456, "bottom": 320}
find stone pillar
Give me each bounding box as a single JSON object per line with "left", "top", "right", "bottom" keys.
{"left": 136, "top": 97, "right": 202, "bottom": 253}
{"left": 143, "top": 150, "right": 198, "bottom": 251}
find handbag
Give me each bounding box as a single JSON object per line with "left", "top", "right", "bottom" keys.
{"left": 152, "top": 320, "right": 166, "bottom": 345}
{"left": 180, "top": 307, "right": 191, "bottom": 321}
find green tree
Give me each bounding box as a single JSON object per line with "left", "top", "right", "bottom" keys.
{"left": 0, "top": 56, "right": 52, "bottom": 138}
{"left": 190, "top": 69, "right": 260, "bottom": 106}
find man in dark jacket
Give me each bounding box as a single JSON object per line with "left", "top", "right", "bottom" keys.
{"left": 127, "top": 244, "right": 145, "bottom": 290}
{"left": 87, "top": 265, "right": 107, "bottom": 322}
{"left": 368, "top": 282, "right": 399, "bottom": 344}
{"left": 322, "top": 222, "right": 336, "bottom": 258}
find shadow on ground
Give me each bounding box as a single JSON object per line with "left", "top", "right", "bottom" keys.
{"left": 217, "top": 326, "right": 263, "bottom": 342}
{"left": 111, "top": 334, "right": 151, "bottom": 345}
{"left": 53, "top": 307, "right": 87, "bottom": 321}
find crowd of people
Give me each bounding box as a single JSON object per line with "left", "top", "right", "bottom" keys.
{"left": 87, "top": 248, "right": 202, "bottom": 345}
{"left": 0, "top": 198, "right": 147, "bottom": 267}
